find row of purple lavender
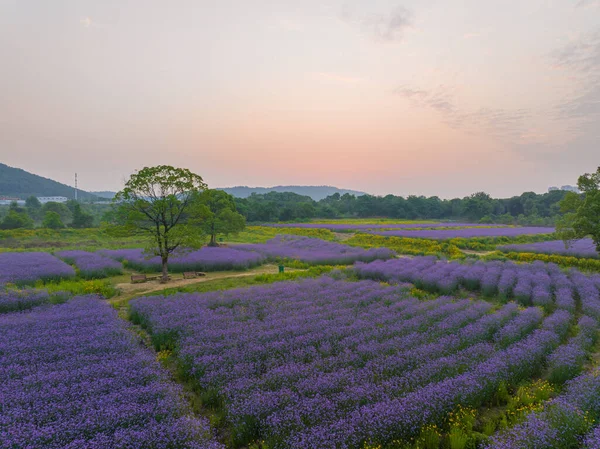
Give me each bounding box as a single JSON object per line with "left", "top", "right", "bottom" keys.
{"left": 55, "top": 250, "right": 123, "bottom": 279}
{"left": 98, "top": 247, "right": 266, "bottom": 272}
{"left": 266, "top": 222, "right": 507, "bottom": 230}
{"left": 0, "top": 288, "right": 69, "bottom": 314}
{"left": 354, "top": 257, "right": 600, "bottom": 313}
{"left": 499, "top": 238, "right": 599, "bottom": 259}
{"left": 234, "top": 235, "right": 395, "bottom": 265}
{"left": 129, "top": 276, "right": 579, "bottom": 448}
{"left": 0, "top": 252, "right": 75, "bottom": 286}
{"left": 370, "top": 226, "right": 554, "bottom": 239}
{"left": 0, "top": 296, "right": 223, "bottom": 449}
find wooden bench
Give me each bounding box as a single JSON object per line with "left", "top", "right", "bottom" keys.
{"left": 131, "top": 274, "right": 166, "bottom": 283}
{"left": 183, "top": 271, "right": 207, "bottom": 279}
{"left": 131, "top": 274, "right": 148, "bottom": 284}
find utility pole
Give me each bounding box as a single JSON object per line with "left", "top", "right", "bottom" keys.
{"left": 74, "top": 173, "right": 78, "bottom": 201}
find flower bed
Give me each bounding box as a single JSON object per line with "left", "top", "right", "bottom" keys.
{"left": 234, "top": 235, "right": 395, "bottom": 265}
{"left": 498, "top": 238, "right": 599, "bottom": 259}
{"left": 354, "top": 257, "right": 600, "bottom": 315}
{"left": 0, "top": 296, "right": 223, "bottom": 449}
{"left": 371, "top": 227, "right": 554, "bottom": 239}
{"left": 267, "top": 223, "right": 505, "bottom": 230}
{"left": 0, "top": 288, "right": 69, "bottom": 313}
{"left": 98, "top": 246, "right": 265, "bottom": 272}
{"left": 0, "top": 252, "right": 75, "bottom": 286}
{"left": 56, "top": 250, "right": 123, "bottom": 278}
{"left": 130, "top": 276, "right": 571, "bottom": 447}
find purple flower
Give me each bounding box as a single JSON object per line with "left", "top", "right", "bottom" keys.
{"left": 371, "top": 227, "right": 554, "bottom": 239}
{"left": 56, "top": 250, "right": 123, "bottom": 279}
{"left": 234, "top": 235, "right": 395, "bottom": 265}
{"left": 99, "top": 247, "right": 265, "bottom": 272}
{"left": 499, "top": 238, "right": 599, "bottom": 259}
{"left": 0, "top": 252, "right": 75, "bottom": 286}
{"left": 130, "top": 273, "right": 572, "bottom": 447}
{"left": 0, "top": 296, "right": 223, "bottom": 449}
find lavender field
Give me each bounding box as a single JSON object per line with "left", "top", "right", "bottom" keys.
{"left": 499, "top": 238, "right": 599, "bottom": 259}
{"left": 267, "top": 223, "right": 507, "bottom": 231}
{"left": 129, "top": 261, "right": 600, "bottom": 448}
{"left": 0, "top": 288, "right": 68, "bottom": 313}
{"left": 234, "top": 235, "right": 395, "bottom": 264}
{"left": 372, "top": 226, "right": 555, "bottom": 239}
{"left": 0, "top": 296, "right": 223, "bottom": 449}
{"left": 4, "top": 235, "right": 600, "bottom": 448}
{"left": 0, "top": 252, "right": 75, "bottom": 286}
{"left": 98, "top": 246, "right": 265, "bottom": 272}
{"left": 354, "top": 257, "right": 600, "bottom": 313}
{"left": 56, "top": 249, "right": 123, "bottom": 278}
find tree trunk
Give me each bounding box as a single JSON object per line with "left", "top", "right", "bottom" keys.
{"left": 160, "top": 256, "right": 169, "bottom": 283}
{"left": 208, "top": 233, "right": 219, "bottom": 247}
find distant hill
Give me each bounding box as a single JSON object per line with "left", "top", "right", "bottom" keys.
{"left": 0, "top": 163, "right": 366, "bottom": 202}
{"left": 90, "top": 191, "right": 117, "bottom": 199}
{"left": 0, "top": 163, "right": 98, "bottom": 200}
{"left": 220, "top": 186, "right": 367, "bottom": 201}
{"left": 548, "top": 185, "right": 579, "bottom": 193}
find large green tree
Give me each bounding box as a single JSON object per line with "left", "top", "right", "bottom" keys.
{"left": 114, "top": 165, "right": 207, "bottom": 282}
{"left": 195, "top": 189, "right": 245, "bottom": 246}
{"left": 0, "top": 208, "right": 34, "bottom": 229}
{"left": 42, "top": 211, "right": 65, "bottom": 229}
{"left": 42, "top": 202, "right": 72, "bottom": 224}
{"left": 71, "top": 203, "right": 94, "bottom": 228}
{"left": 556, "top": 167, "right": 600, "bottom": 252}
{"left": 25, "top": 196, "right": 42, "bottom": 220}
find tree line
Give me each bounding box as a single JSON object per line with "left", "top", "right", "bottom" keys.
{"left": 0, "top": 184, "right": 575, "bottom": 230}
{"left": 0, "top": 197, "right": 94, "bottom": 230}
{"left": 235, "top": 189, "right": 570, "bottom": 225}
{"left": 3, "top": 165, "right": 598, "bottom": 283}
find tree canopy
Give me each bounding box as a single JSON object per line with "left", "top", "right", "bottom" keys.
{"left": 556, "top": 167, "right": 600, "bottom": 252}
{"left": 1, "top": 208, "right": 34, "bottom": 230}
{"left": 42, "top": 211, "right": 65, "bottom": 229}
{"left": 194, "top": 189, "right": 245, "bottom": 246}
{"left": 114, "top": 165, "right": 207, "bottom": 282}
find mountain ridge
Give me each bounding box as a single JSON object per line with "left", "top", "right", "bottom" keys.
{"left": 0, "top": 163, "right": 366, "bottom": 202}
{"left": 0, "top": 163, "right": 98, "bottom": 200}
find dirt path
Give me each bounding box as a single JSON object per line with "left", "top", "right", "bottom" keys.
{"left": 461, "top": 249, "right": 497, "bottom": 256}
{"left": 333, "top": 232, "right": 355, "bottom": 241}
{"left": 114, "top": 264, "right": 299, "bottom": 297}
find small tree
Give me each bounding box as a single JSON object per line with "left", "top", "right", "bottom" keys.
{"left": 25, "top": 196, "right": 42, "bottom": 221}
{"left": 71, "top": 203, "right": 94, "bottom": 228}
{"left": 115, "top": 165, "right": 207, "bottom": 282}
{"left": 195, "top": 189, "right": 245, "bottom": 246}
{"left": 556, "top": 167, "right": 600, "bottom": 253}
{"left": 42, "top": 211, "right": 65, "bottom": 229}
{"left": 0, "top": 209, "right": 34, "bottom": 230}
{"left": 42, "top": 202, "right": 72, "bottom": 223}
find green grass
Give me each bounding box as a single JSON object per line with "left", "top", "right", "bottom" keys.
{"left": 36, "top": 277, "right": 120, "bottom": 298}
{"left": 225, "top": 226, "right": 337, "bottom": 243}
{"left": 139, "top": 265, "right": 344, "bottom": 298}
{"left": 0, "top": 227, "right": 146, "bottom": 252}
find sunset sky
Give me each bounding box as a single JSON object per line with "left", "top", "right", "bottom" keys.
{"left": 1, "top": 0, "right": 599, "bottom": 198}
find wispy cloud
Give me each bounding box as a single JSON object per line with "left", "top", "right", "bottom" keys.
{"left": 394, "top": 84, "right": 456, "bottom": 113}
{"left": 551, "top": 29, "right": 600, "bottom": 135}
{"left": 341, "top": 4, "right": 413, "bottom": 42}
{"left": 575, "top": 0, "right": 600, "bottom": 8}
{"left": 551, "top": 30, "right": 600, "bottom": 74}
{"left": 394, "top": 84, "right": 531, "bottom": 142}
{"left": 80, "top": 17, "right": 92, "bottom": 28}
